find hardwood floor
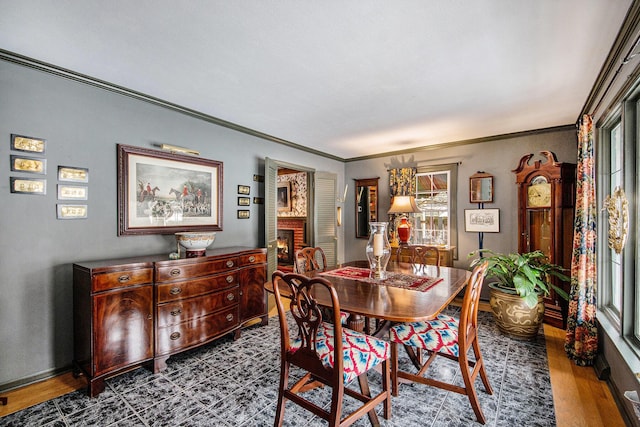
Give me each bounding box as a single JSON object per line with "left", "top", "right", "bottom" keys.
{"left": 0, "top": 305, "right": 628, "bottom": 425}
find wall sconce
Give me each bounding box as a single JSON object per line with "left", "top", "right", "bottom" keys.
{"left": 337, "top": 206, "right": 342, "bottom": 227}
{"left": 157, "top": 143, "right": 200, "bottom": 156}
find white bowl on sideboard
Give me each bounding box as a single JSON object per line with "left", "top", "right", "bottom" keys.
{"left": 175, "top": 231, "right": 216, "bottom": 257}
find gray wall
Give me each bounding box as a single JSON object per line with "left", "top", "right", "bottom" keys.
{"left": 344, "top": 129, "right": 578, "bottom": 270}
{"left": 0, "top": 57, "right": 582, "bottom": 395}
{"left": 0, "top": 60, "right": 345, "bottom": 388}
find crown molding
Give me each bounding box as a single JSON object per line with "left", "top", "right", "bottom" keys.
{"left": 0, "top": 49, "right": 344, "bottom": 162}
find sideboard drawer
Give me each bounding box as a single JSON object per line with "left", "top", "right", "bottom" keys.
{"left": 157, "top": 288, "right": 239, "bottom": 327}
{"left": 155, "top": 257, "right": 239, "bottom": 282}
{"left": 92, "top": 268, "right": 153, "bottom": 292}
{"left": 156, "top": 273, "right": 237, "bottom": 303}
{"left": 156, "top": 305, "right": 240, "bottom": 355}
{"left": 238, "top": 251, "right": 266, "bottom": 267}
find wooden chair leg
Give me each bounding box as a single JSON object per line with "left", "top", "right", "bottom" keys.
{"left": 390, "top": 342, "right": 399, "bottom": 396}
{"left": 274, "top": 361, "right": 289, "bottom": 427}
{"left": 458, "top": 352, "right": 487, "bottom": 425}
{"left": 473, "top": 340, "right": 493, "bottom": 394}
{"left": 382, "top": 359, "right": 392, "bottom": 419}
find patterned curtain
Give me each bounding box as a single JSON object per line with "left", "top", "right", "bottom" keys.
{"left": 564, "top": 114, "right": 598, "bottom": 366}
{"left": 389, "top": 167, "right": 416, "bottom": 197}
{"left": 389, "top": 167, "right": 417, "bottom": 235}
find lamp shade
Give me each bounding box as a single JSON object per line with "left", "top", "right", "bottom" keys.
{"left": 387, "top": 195, "right": 421, "bottom": 214}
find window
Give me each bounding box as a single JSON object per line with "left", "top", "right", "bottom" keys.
{"left": 412, "top": 164, "right": 458, "bottom": 257}
{"left": 598, "top": 96, "right": 638, "bottom": 346}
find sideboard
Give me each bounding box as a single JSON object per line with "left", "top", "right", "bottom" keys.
{"left": 72, "top": 246, "right": 267, "bottom": 397}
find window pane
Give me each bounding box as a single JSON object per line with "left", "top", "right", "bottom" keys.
{"left": 609, "top": 122, "right": 623, "bottom": 315}
{"left": 414, "top": 171, "right": 450, "bottom": 246}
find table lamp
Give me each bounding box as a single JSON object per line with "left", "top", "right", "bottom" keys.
{"left": 388, "top": 195, "right": 421, "bottom": 245}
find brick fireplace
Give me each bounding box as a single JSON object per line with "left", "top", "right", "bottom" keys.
{"left": 277, "top": 218, "right": 306, "bottom": 267}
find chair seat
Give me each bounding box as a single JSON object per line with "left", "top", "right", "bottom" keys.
{"left": 389, "top": 314, "right": 459, "bottom": 357}
{"left": 291, "top": 321, "right": 390, "bottom": 384}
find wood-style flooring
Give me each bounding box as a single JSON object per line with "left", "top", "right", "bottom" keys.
{"left": 0, "top": 304, "right": 628, "bottom": 426}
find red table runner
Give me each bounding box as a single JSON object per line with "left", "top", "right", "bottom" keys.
{"left": 320, "top": 266, "right": 443, "bottom": 292}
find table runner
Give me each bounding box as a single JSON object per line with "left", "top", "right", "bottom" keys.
{"left": 320, "top": 266, "right": 443, "bottom": 292}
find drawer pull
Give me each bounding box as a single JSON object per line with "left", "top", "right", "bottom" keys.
{"left": 248, "top": 256, "right": 256, "bottom": 263}
{"left": 170, "top": 287, "right": 182, "bottom": 295}
{"left": 226, "top": 313, "right": 234, "bottom": 322}
{"left": 118, "top": 275, "right": 130, "bottom": 283}
{"left": 226, "top": 275, "right": 234, "bottom": 283}
{"left": 226, "top": 293, "right": 235, "bottom": 301}
{"left": 170, "top": 308, "right": 182, "bottom": 316}
{"left": 170, "top": 332, "right": 181, "bottom": 340}
{"left": 170, "top": 268, "right": 181, "bottom": 277}
{"left": 226, "top": 260, "right": 234, "bottom": 268}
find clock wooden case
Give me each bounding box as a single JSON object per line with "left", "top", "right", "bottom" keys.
{"left": 513, "top": 151, "right": 576, "bottom": 328}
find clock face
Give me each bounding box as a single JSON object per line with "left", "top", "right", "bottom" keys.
{"left": 527, "top": 177, "right": 551, "bottom": 208}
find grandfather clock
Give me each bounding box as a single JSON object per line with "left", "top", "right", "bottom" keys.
{"left": 513, "top": 151, "right": 576, "bottom": 328}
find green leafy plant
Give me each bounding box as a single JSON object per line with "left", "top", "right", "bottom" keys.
{"left": 469, "top": 249, "right": 570, "bottom": 308}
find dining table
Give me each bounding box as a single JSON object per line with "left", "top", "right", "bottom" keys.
{"left": 266, "top": 260, "right": 471, "bottom": 334}
{"left": 265, "top": 260, "right": 471, "bottom": 426}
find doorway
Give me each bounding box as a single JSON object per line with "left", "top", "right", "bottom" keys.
{"left": 265, "top": 158, "right": 337, "bottom": 281}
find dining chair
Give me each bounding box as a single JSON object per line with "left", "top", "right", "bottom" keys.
{"left": 271, "top": 271, "right": 391, "bottom": 427}
{"left": 293, "top": 246, "right": 327, "bottom": 273}
{"left": 389, "top": 261, "right": 493, "bottom": 424}
{"left": 294, "top": 247, "right": 349, "bottom": 326}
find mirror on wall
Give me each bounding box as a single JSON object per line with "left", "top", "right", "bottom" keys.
{"left": 355, "top": 177, "right": 379, "bottom": 238}
{"left": 469, "top": 171, "right": 494, "bottom": 204}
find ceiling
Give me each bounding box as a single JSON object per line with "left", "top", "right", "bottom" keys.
{"left": 0, "top": 1, "right": 632, "bottom": 159}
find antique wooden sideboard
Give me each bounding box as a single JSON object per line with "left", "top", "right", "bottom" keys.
{"left": 72, "top": 246, "right": 267, "bottom": 397}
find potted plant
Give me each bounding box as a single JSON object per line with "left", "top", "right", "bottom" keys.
{"left": 470, "top": 249, "right": 570, "bottom": 339}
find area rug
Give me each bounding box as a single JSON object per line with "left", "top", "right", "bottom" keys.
{"left": 321, "top": 266, "right": 443, "bottom": 292}
{"left": 0, "top": 308, "right": 556, "bottom": 426}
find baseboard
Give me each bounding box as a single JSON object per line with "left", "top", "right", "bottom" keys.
{"left": 0, "top": 366, "right": 72, "bottom": 394}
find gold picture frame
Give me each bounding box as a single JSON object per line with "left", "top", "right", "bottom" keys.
{"left": 11, "top": 134, "right": 46, "bottom": 154}
{"left": 10, "top": 177, "right": 46, "bottom": 195}
{"left": 57, "top": 185, "right": 88, "bottom": 201}
{"left": 237, "top": 210, "right": 250, "bottom": 219}
{"left": 10, "top": 155, "right": 46, "bottom": 175}
{"left": 57, "top": 204, "right": 88, "bottom": 219}
{"left": 58, "top": 166, "right": 89, "bottom": 183}
{"left": 238, "top": 196, "right": 250, "bottom": 206}
{"left": 237, "top": 185, "right": 250, "bottom": 195}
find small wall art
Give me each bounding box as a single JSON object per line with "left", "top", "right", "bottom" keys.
{"left": 238, "top": 185, "right": 250, "bottom": 195}
{"left": 10, "top": 155, "right": 46, "bottom": 174}
{"left": 11, "top": 134, "right": 46, "bottom": 154}
{"left": 58, "top": 185, "right": 88, "bottom": 201}
{"left": 57, "top": 204, "right": 88, "bottom": 219}
{"left": 464, "top": 208, "right": 500, "bottom": 233}
{"left": 238, "top": 196, "right": 250, "bottom": 206}
{"left": 58, "top": 166, "right": 89, "bottom": 183}
{"left": 237, "top": 210, "right": 250, "bottom": 219}
{"left": 10, "top": 177, "right": 46, "bottom": 195}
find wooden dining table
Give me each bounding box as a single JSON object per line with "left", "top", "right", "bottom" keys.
{"left": 266, "top": 260, "right": 471, "bottom": 334}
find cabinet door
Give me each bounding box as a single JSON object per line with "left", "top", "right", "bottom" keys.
{"left": 239, "top": 265, "right": 267, "bottom": 323}
{"left": 93, "top": 285, "right": 153, "bottom": 376}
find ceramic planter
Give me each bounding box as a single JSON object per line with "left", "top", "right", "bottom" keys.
{"left": 488, "top": 283, "right": 544, "bottom": 340}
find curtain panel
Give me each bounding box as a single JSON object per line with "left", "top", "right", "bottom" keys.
{"left": 564, "top": 114, "right": 598, "bottom": 366}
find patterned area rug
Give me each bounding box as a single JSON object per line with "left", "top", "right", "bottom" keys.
{"left": 0, "top": 308, "right": 556, "bottom": 426}
{"left": 320, "top": 266, "right": 443, "bottom": 292}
